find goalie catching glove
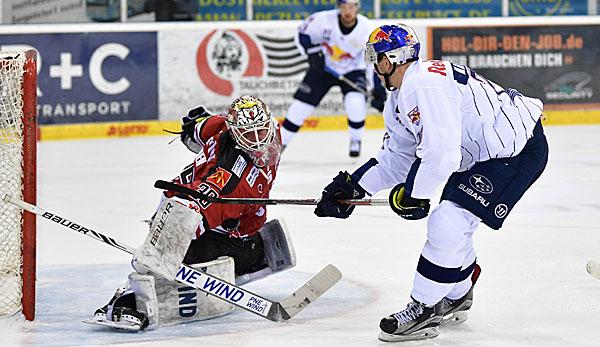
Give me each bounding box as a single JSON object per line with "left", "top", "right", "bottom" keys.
{"left": 388, "top": 183, "right": 430, "bottom": 220}
{"left": 180, "top": 105, "right": 213, "bottom": 153}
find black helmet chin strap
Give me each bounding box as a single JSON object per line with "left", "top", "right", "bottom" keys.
{"left": 374, "top": 62, "right": 398, "bottom": 91}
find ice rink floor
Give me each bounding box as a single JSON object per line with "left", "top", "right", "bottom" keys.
{"left": 2, "top": 125, "right": 600, "bottom": 346}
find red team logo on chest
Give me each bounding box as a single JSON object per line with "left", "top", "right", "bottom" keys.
{"left": 407, "top": 106, "right": 421, "bottom": 126}
{"left": 206, "top": 168, "right": 232, "bottom": 189}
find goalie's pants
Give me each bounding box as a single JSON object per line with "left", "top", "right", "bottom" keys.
{"left": 184, "top": 231, "right": 266, "bottom": 276}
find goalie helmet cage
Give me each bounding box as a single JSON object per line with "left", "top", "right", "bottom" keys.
{"left": 0, "top": 50, "right": 37, "bottom": 321}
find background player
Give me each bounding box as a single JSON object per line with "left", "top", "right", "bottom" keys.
{"left": 280, "top": 0, "right": 387, "bottom": 157}
{"left": 88, "top": 96, "right": 296, "bottom": 330}
{"left": 313, "top": 24, "right": 548, "bottom": 342}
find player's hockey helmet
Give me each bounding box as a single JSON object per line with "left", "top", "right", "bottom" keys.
{"left": 226, "top": 95, "right": 281, "bottom": 167}
{"left": 365, "top": 24, "right": 420, "bottom": 66}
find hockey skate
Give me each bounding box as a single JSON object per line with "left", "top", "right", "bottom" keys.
{"left": 440, "top": 263, "right": 481, "bottom": 327}
{"left": 84, "top": 288, "right": 149, "bottom": 331}
{"left": 378, "top": 299, "right": 443, "bottom": 342}
{"left": 349, "top": 140, "right": 361, "bottom": 157}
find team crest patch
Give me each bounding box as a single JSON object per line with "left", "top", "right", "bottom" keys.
{"left": 407, "top": 106, "right": 421, "bottom": 125}
{"left": 206, "top": 168, "right": 232, "bottom": 189}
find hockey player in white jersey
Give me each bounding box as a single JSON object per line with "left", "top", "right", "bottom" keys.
{"left": 280, "top": 0, "right": 387, "bottom": 157}
{"left": 314, "top": 24, "right": 548, "bottom": 342}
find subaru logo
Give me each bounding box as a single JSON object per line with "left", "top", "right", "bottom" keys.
{"left": 469, "top": 174, "right": 493, "bottom": 194}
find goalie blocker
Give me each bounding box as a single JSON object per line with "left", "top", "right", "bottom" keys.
{"left": 87, "top": 198, "right": 296, "bottom": 330}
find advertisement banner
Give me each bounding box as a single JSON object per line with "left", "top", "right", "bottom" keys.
{"left": 380, "top": 0, "right": 501, "bottom": 18}
{"left": 508, "top": 0, "right": 588, "bottom": 16}
{"left": 430, "top": 25, "right": 600, "bottom": 107}
{"left": 2, "top": 0, "right": 88, "bottom": 24}
{"left": 253, "top": 0, "right": 374, "bottom": 20}
{"left": 159, "top": 27, "right": 359, "bottom": 121}
{"left": 197, "top": 0, "right": 247, "bottom": 21}
{"left": 0, "top": 32, "right": 158, "bottom": 124}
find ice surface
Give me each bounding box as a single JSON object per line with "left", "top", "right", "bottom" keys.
{"left": 2, "top": 125, "right": 600, "bottom": 346}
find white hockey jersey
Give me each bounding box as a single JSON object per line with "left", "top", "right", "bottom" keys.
{"left": 358, "top": 59, "right": 543, "bottom": 199}
{"left": 296, "top": 9, "right": 374, "bottom": 75}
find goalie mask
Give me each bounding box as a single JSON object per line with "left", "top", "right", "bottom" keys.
{"left": 227, "top": 95, "right": 281, "bottom": 168}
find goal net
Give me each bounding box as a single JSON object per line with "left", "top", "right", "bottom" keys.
{"left": 0, "top": 50, "right": 37, "bottom": 321}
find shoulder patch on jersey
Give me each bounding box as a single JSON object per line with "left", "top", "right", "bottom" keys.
{"left": 407, "top": 106, "right": 421, "bottom": 126}
{"left": 246, "top": 166, "right": 260, "bottom": 188}
{"left": 231, "top": 155, "right": 247, "bottom": 177}
{"left": 206, "top": 168, "right": 232, "bottom": 190}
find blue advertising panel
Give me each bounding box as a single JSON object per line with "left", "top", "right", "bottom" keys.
{"left": 253, "top": 0, "right": 375, "bottom": 20}
{"left": 0, "top": 32, "right": 158, "bottom": 125}
{"left": 380, "top": 0, "right": 501, "bottom": 18}
{"left": 509, "top": 0, "right": 588, "bottom": 16}
{"left": 197, "top": 0, "right": 247, "bottom": 21}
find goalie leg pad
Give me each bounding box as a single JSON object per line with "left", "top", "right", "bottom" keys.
{"left": 236, "top": 219, "right": 296, "bottom": 285}
{"left": 129, "top": 256, "right": 236, "bottom": 327}
{"left": 133, "top": 196, "right": 200, "bottom": 280}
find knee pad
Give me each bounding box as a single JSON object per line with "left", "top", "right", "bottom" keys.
{"left": 128, "top": 256, "right": 236, "bottom": 328}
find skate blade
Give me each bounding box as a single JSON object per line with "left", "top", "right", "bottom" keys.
{"left": 441, "top": 311, "right": 468, "bottom": 327}
{"left": 83, "top": 318, "right": 142, "bottom": 331}
{"left": 378, "top": 327, "right": 439, "bottom": 342}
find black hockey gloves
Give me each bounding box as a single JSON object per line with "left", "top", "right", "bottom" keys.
{"left": 180, "top": 106, "right": 212, "bottom": 153}
{"left": 314, "top": 171, "right": 366, "bottom": 219}
{"left": 307, "top": 51, "right": 325, "bottom": 71}
{"left": 389, "top": 183, "right": 430, "bottom": 220}
{"left": 370, "top": 85, "right": 387, "bottom": 112}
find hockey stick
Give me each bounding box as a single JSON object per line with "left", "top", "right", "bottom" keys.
{"left": 586, "top": 260, "right": 600, "bottom": 280}
{"left": 154, "top": 180, "right": 389, "bottom": 206}
{"left": 2, "top": 194, "right": 342, "bottom": 322}
{"left": 324, "top": 66, "right": 369, "bottom": 96}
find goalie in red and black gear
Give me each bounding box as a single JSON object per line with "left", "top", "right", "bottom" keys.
{"left": 169, "top": 95, "right": 283, "bottom": 276}
{"left": 89, "top": 96, "right": 295, "bottom": 331}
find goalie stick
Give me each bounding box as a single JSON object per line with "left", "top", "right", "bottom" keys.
{"left": 2, "top": 194, "right": 342, "bottom": 322}
{"left": 586, "top": 260, "right": 600, "bottom": 280}
{"left": 154, "top": 180, "right": 389, "bottom": 206}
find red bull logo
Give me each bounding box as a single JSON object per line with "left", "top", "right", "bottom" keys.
{"left": 405, "top": 34, "right": 417, "bottom": 45}
{"left": 369, "top": 28, "right": 391, "bottom": 43}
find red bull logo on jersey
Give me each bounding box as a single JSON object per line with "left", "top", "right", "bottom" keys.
{"left": 407, "top": 106, "right": 421, "bottom": 126}
{"left": 323, "top": 43, "right": 353, "bottom": 62}
{"left": 369, "top": 28, "right": 391, "bottom": 43}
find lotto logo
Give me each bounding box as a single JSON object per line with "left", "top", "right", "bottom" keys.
{"left": 206, "top": 168, "right": 232, "bottom": 189}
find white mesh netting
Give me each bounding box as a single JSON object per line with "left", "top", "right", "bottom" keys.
{"left": 0, "top": 52, "right": 26, "bottom": 317}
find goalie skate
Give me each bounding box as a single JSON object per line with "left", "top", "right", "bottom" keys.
{"left": 83, "top": 306, "right": 148, "bottom": 332}
{"left": 83, "top": 316, "right": 143, "bottom": 332}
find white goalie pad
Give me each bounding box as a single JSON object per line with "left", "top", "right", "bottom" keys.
{"left": 128, "top": 256, "right": 236, "bottom": 328}
{"left": 133, "top": 197, "right": 200, "bottom": 280}
{"left": 236, "top": 219, "right": 297, "bottom": 285}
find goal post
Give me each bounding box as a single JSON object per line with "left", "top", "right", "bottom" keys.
{"left": 0, "top": 50, "right": 37, "bottom": 321}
